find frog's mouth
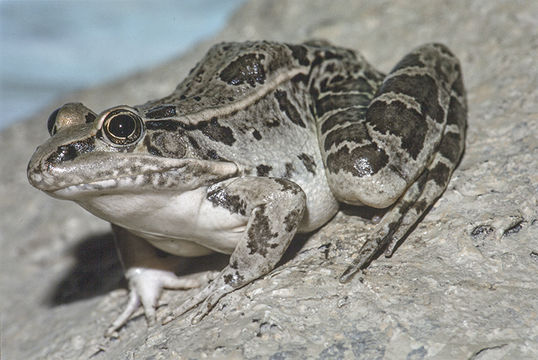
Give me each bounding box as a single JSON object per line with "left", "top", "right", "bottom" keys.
{"left": 28, "top": 152, "right": 238, "bottom": 200}
{"left": 50, "top": 167, "right": 195, "bottom": 199}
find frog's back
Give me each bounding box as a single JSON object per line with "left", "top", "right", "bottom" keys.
{"left": 134, "top": 41, "right": 380, "bottom": 229}
{"left": 135, "top": 41, "right": 371, "bottom": 174}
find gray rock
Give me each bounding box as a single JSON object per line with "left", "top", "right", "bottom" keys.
{"left": 2, "top": 0, "right": 537, "bottom": 359}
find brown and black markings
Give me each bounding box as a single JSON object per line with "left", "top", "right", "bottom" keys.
{"left": 144, "top": 118, "right": 236, "bottom": 160}
{"left": 29, "top": 40, "right": 468, "bottom": 333}
{"left": 337, "top": 43, "right": 466, "bottom": 281}
{"left": 274, "top": 90, "right": 306, "bottom": 128}
{"left": 256, "top": 164, "right": 273, "bottom": 177}
{"left": 145, "top": 105, "right": 177, "bottom": 119}
{"left": 45, "top": 138, "right": 95, "bottom": 165}
{"left": 206, "top": 186, "right": 248, "bottom": 216}
{"left": 219, "top": 53, "right": 267, "bottom": 87}
{"left": 297, "top": 153, "right": 316, "bottom": 175}
{"left": 168, "top": 176, "right": 306, "bottom": 321}
{"left": 246, "top": 204, "right": 280, "bottom": 257}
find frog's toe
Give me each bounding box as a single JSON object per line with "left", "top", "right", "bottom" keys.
{"left": 105, "top": 289, "right": 141, "bottom": 337}
{"left": 163, "top": 275, "right": 232, "bottom": 325}
{"left": 109, "top": 267, "right": 216, "bottom": 334}
{"left": 162, "top": 286, "right": 213, "bottom": 325}
{"left": 190, "top": 291, "right": 223, "bottom": 324}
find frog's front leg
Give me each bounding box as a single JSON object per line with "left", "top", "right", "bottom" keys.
{"left": 107, "top": 225, "right": 217, "bottom": 336}
{"left": 164, "top": 176, "right": 306, "bottom": 325}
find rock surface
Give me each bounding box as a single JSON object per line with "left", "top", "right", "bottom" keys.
{"left": 1, "top": 0, "right": 537, "bottom": 359}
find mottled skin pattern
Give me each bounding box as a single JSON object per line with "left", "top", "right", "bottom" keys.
{"left": 27, "top": 40, "right": 466, "bottom": 335}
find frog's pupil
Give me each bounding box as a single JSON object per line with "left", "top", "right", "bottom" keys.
{"left": 108, "top": 114, "right": 135, "bottom": 138}
{"left": 47, "top": 108, "right": 60, "bottom": 136}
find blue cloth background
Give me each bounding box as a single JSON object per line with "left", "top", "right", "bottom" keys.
{"left": 0, "top": 0, "right": 244, "bottom": 129}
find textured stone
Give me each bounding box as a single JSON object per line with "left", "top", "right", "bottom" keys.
{"left": 1, "top": 0, "right": 537, "bottom": 359}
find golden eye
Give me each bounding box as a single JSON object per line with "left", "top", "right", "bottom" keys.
{"left": 103, "top": 109, "right": 143, "bottom": 145}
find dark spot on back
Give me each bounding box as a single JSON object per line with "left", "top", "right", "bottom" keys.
{"left": 199, "top": 117, "right": 236, "bottom": 146}
{"left": 452, "top": 72, "right": 466, "bottom": 99}
{"left": 220, "top": 53, "right": 266, "bottom": 87}
{"left": 414, "top": 199, "right": 430, "bottom": 213}
{"left": 291, "top": 73, "right": 309, "bottom": 85}
{"left": 274, "top": 90, "right": 306, "bottom": 128}
{"left": 297, "top": 153, "right": 316, "bottom": 175}
{"left": 323, "top": 50, "right": 344, "bottom": 61}
{"left": 286, "top": 44, "right": 310, "bottom": 66}
{"left": 256, "top": 164, "right": 272, "bottom": 177}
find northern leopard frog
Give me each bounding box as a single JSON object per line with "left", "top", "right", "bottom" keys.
{"left": 28, "top": 40, "right": 466, "bottom": 335}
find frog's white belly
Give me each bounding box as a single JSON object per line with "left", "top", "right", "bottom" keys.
{"left": 78, "top": 187, "right": 248, "bottom": 256}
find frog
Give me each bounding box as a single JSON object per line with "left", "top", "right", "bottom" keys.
{"left": 27, "top": 40, "right": 466, "bottom": 336}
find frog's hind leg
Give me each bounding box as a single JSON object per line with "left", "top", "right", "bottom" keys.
{"left": 384, "top": 93, "right": 466, "bottom": 258}
{"left": 339, "top": 73, "right": 467, "bottom": 282}
{"left": 313, "top": 43, "right": 466, "bottom": 282}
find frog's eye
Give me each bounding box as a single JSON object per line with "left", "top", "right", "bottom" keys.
{"left": 47, "top": 103, "right": 97, "bottom": 136}
{"left": 47, "top": 108, "right": 61, "bottom": 136}
{"left": 102, "top": 109, "right": 143, "bottom": 146}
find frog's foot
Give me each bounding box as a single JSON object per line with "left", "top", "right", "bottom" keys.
{"left": 338, "top": 178, "right": 425, "bottom": 283}
{"left": 105, "top": 268, "right": 217, "bottom": 337}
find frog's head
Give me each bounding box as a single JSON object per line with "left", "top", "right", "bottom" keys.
{"left": 27, "top": 103, "right": 237, "bottom": 200}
